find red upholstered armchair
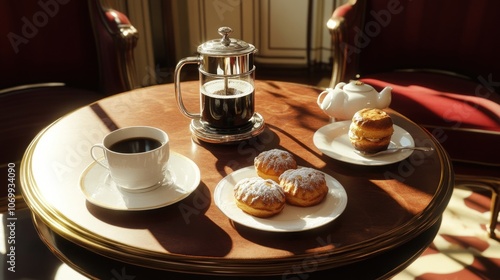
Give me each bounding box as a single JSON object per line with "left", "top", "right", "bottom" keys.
{"left": 0, "top": 2, "right": 138, "bottom": 277}
{"left": 0, "top": 0, "right": 138, "bottom": 165}
{"left": 328, "top": 0, "right": 499, "bottom": 237}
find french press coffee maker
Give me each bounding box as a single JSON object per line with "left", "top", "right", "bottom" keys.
{"left": 174, "top": 27, "right": 264, "bottom": 143}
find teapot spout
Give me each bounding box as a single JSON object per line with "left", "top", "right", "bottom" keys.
{"left": 378, "top": 86, "right": 392, "bottom": 108}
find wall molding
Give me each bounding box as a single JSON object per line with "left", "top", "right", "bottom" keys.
{"left": 183, "top": 0, "right": 335, "bottom": 67}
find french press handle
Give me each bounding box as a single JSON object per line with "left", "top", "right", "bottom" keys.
{"left": 174, "top": 56, "right": 202, "bottom": 119}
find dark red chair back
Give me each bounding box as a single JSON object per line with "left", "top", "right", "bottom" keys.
{"left": 340, "top": 0, "right": 500, "bottom": 85}
{"left": 0, "top": 1, "right": 100, "bottom": 91}
{"left": 0, "top": 0, "right": 138, "bottom": 164}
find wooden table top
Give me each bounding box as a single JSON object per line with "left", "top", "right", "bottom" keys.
{"left": 20, "top": 80, "right": 454, "bottom": 276}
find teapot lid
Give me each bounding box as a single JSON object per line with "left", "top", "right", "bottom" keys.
{"left": 343, "top": 80, "right": 375, "bottom": 92}
{"left": 198, "top": 27, "right": 256, "bottom": 56}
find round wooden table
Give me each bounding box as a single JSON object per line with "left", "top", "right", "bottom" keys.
{"left": 20, "top": 80, "right": 453, "bottom": 278}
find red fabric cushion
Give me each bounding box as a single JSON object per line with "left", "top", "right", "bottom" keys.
{"left": 363, "top": 72, "right": 500, "bottom": 131}
{"left": 361, "top": 71, "right": 500, "bottom": 165}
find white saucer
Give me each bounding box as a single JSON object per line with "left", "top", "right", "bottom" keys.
{"left": 313, "top": 121, "right": 415, "bottom": 166}
{"left": 214, "top": 166, "right": 348, "bottom": 232}
{"left": 80, "top": 152, "right": 200, "bottom": 211}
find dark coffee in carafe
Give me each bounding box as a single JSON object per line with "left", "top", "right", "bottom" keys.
{"left": 201, "top": 79, "right": 254, "bottom": 129}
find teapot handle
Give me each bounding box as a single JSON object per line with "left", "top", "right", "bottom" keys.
{"left": 334, "top": 82, "right": 346, "bottom": 89}
{"left": 317, "top": 89, "right": 331, "bottom": 108}
{"left": 174, "top": 56, "right": 202, "bottom": 119}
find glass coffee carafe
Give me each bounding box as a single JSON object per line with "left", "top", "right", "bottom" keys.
{"left": 174, "top": 27, "right": 264, "bottom": 143}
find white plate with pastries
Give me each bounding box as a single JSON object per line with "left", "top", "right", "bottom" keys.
{"left": 214, "top": 166, "right": 348, "bottom": 232}
{"left": 313, "top": 121, "right": 415, "bottom": 166}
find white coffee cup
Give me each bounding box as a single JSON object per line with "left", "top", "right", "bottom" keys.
{"left": 90, "top": 126, "right": 170, "bottom": 191}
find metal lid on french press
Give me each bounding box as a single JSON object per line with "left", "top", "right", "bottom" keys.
{"left": 198, "top": 27, "right": 256, "bottom": 56}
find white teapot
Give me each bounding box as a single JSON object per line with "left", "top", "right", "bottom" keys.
{"left": 317, "top": 80, "right": 392, "bottom": 121}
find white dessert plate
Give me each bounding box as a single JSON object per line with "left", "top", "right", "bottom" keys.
{"left": 313, "top": 121, "right": 415, "bottom": 166}
{"left": 80, "top": 152, "right": 200, "bottom": 211}
{"left": 214, "top": 166, "right": 348, "bottom": 232}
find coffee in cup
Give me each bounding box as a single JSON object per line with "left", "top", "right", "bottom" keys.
{"left": 109, "top": 137, "right": 162, "bottom": 153}
{"left": 90, "top": 126, "right": 170, "bottom": 191}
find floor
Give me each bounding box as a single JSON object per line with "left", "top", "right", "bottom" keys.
{"left": 395, "top": 188, "right": 500, "bottom": 279}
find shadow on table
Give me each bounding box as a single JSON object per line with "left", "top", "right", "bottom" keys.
{"left": 196, "top": 127, "right": 281, "bottom": 176}
{"left": 86, "top": 182, "right": 233, "bottom": 257}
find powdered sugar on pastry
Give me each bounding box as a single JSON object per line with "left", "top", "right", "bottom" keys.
{"left": 255, "top": 149, "right": 295, "bottom": 171}
{"left": 254, "top": 149, "right": 297, "bottom": 182}
{"left": 279, "top": 168, "right": 326, "bottom": 192}
{"left": 234, "top": 177, "right": 285, "bottom": 204}
{"left": 279, "top": 167, "right": 328, "bottom": 207}
{"left": 234, "top": 177, "right": 286, "bottom": 217}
